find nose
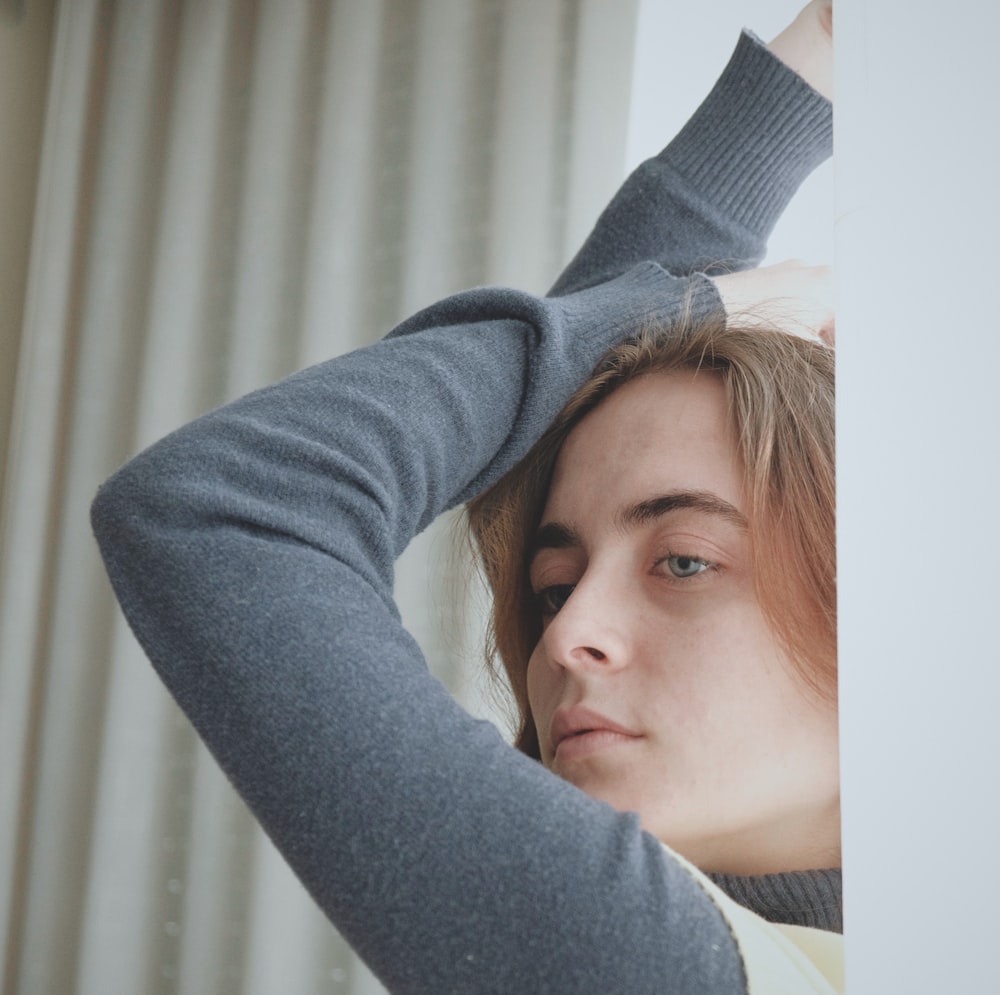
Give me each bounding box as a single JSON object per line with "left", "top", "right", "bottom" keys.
{"left": 538, "top": 567, "right": 632, "bottom": 673}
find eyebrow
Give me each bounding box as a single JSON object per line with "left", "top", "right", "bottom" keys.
{"left": 617, "top": 490, "right": 748, "bottom": 532}
{"left": 527, "top": 490, "right": 748, "bottom": 564}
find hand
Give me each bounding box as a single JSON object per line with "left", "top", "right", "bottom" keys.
{"left": 712, "top": 260, "right": 834, "bottom": 345}
{"left": 767, "top": 1, "right": 833, "bottom": 101}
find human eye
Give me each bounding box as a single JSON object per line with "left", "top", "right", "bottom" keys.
{"left": 532, "top": 584, "right": 576, "bottom": 616}
{"left": 658, "top": 553, "right": 713, "bottom": 579}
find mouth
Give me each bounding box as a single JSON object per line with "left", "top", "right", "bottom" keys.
{"left": 550, "top": 706, "right": 641, "bottom": 761}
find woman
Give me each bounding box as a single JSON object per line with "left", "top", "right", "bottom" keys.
{"left": 92, "top": 4, "right": 837, "bottom": 992}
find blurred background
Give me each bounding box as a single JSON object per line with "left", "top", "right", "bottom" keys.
{"left": 0, "top": 1, "right": 829, "bottom": 992}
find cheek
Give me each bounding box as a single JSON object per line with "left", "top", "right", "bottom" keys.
{"left": 642, "top": 604, "right": 784, "bottom": 716}
{"left": 686, "top": 613, "right": 814, "bottom": 736}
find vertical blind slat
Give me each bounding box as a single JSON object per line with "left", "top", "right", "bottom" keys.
{"left": 0, "top": 1, "right": 103, "bottom": 982}
{"left": 13, "top": 1, "right": 174, "bottom": 991}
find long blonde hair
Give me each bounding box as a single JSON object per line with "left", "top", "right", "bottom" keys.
{"left": 467, "top": 317, "right": 836, "bottom": 759}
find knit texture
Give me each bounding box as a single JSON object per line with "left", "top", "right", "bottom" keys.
{"left": 710, "top": 868, "right": 843, "bottom": 933}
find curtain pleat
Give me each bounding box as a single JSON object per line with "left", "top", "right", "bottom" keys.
{"left": 1, "top": 1, "right": 638, "bottom": 991}
{"left": 297, "top": 0, "right": 384, "bottom": 367}
{"left": 2, "top": 2, "right": 123, "bottom": 991}
{"left": 486, "top": 0, "right": 574, "bottom": 290}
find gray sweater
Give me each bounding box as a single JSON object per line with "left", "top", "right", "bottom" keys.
{"left": 92, "top": 32, "right": 834, "bottom": 995}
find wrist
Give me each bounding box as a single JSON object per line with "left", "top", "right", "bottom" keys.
{"left": 767, "top": 1, "right": 833, "bottom": 101}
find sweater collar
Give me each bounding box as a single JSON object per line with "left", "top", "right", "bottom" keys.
{"left": 706, "top": 867, "right": 843, "bottom": 933}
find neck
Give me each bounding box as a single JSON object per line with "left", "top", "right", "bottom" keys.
{"left": 669, "top": 802, "right": 842, "bottom": 876}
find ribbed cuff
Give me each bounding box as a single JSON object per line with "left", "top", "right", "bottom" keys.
{"left": 664, "top": 29, "right": 833, "bottom": 237}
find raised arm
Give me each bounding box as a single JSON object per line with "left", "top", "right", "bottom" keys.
{"left": 91, "top": 17, "right": 834, "bottom": 995}
{"left": 551, "top": 18, "right": 831, "bottom": 297}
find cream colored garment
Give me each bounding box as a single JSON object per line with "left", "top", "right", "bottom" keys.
{"left": 668, "top": 847, "right": 845, "bottom": 994}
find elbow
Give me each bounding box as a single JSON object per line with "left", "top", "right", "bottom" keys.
{"left": 90, "top": 427, "right": 210, "bottom": 581}
{"left": 91, "top": 448, "right": 174, "bottom": 580}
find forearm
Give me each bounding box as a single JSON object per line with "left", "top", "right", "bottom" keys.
{"left": 94, "top": 269, "right": 716, "bottom": 605}
{"left": 550, "top": 29, "right": 832, "bottom": 296}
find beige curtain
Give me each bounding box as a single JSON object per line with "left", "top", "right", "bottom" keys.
{"left": 0, "top": 0, "right": 638, "bottom": 991}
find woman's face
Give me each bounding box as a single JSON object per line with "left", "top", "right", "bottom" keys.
{"left": 525, "top": 370, "right": 840, "bottom": 874}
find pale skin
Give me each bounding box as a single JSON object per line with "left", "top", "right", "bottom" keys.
{"left": 526, "top": 371, "right": 841, "bottom": 875}
{"left": 769, "top": 0, "right": 834, "bottom": 102}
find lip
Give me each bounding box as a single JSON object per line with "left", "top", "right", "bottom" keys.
{"left": 550, "top": 706, "right": 641, "bottom": 761}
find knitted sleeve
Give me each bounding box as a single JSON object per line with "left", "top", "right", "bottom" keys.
{"left": 549, "top": 30, "right": 832, "bottom": 295}
{"left": 91, "top": 32, "right": 831, "bottom": 995}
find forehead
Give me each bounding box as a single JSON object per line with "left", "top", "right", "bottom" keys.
{"left": 543, "top": 370, "right": 744, "bottom": 522}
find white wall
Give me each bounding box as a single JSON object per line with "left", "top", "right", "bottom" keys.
{"left": 836, "top": 1, "right": 1000, "bottom": 991}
